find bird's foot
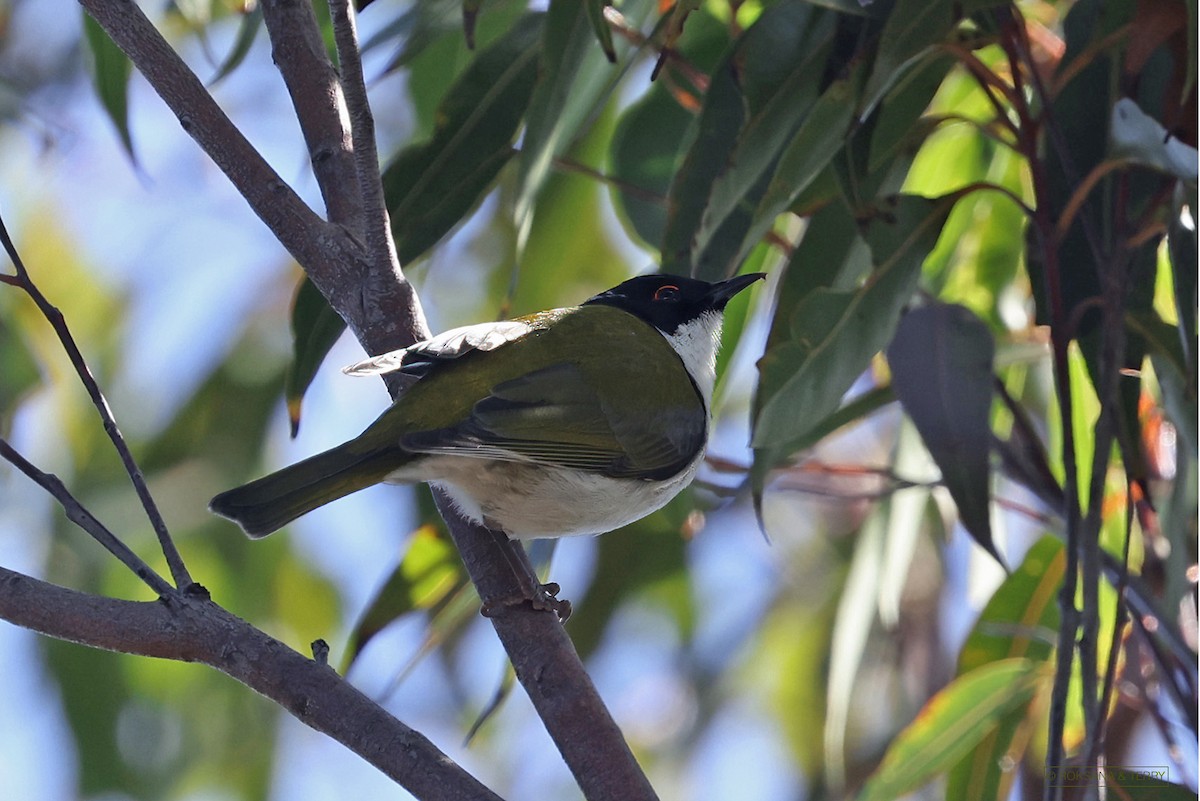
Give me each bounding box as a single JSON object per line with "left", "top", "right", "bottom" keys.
{"left": 481, "top": 581, "right": 572, "bottom": 622}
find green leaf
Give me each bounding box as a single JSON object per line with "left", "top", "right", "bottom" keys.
{"left": 862, "top": 0, "right": 1006, "bottom": 117}
{"left": 385, "top": 13, "right": 544, "bottom": 265}
{"left": 1169, "top": 189, "right": 1197, "bottom": 366}
{"left": 345, "top": 525, "right": 471, "bottom": 667}
{"left": 693, "top": 8, "right": 841, "bottom": 279}
{"left": 868, "top": 50, "right": 957, "bottom": 173}
{"left": 824, "top": 502, "right": 889, "bottom": 785}
{"left": 958, "top": 536, "right": 1063, "bottom": 674}
{"left": 662, "top": 1, "right": 838, "bottom": 279}
{"left": 585, "top": 0, "right": 616, "bottom": 62}
{"left": 857, "top": 658, "right": 1046, "bottom": 801}
{"left": 83, "top": 14, "right": 135, "bottom": 161}
{"left": 948, "top": 536, "right": 1064, "bottom": 800}
{"left": 887, "top": 302, "right": 998, "bottom": 562}
{"left": 608, "top": 8, "right": 730, "bottom": 249}
{"left": 0, "top": 313, "right": 40, "bottom": 434}
{"left": 1127, "top": 309, "right": 1190, "bottom": 386}
{"left": 284, "top": 277, "right": 346, "bottom": 437}
{"left": 513, "top": 0, "right": 652, "bottom": 245}
{"left": 740, "top": 62, "right": 865, "bottom": 270}
{"left": 608, "top": 85, "right": 692, "bottom": 249}
{"left": 209, "top": 6, "right": 263, "bottom": 86}
{"left": 753, "top": 193, "right": 958, "bottom": 477}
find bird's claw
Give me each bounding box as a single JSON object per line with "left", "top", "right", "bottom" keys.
{"left": 481, "top": 581, "right": 572, "bottom": 622}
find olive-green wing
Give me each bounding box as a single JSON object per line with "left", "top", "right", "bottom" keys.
{"left": 400, "top": 360, "right": 706, "bottom": 480}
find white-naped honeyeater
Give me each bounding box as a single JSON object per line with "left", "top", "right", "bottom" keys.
{"left": 210, "top": 273, "right": 764, "bottom": 546}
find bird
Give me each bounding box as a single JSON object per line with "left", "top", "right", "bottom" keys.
{"left": 209, "top": 272, "right": 764, "bottom": 541}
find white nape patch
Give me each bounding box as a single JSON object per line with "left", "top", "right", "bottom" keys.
{"left": 662, "top": 311, "right": 724, "bottom": 406}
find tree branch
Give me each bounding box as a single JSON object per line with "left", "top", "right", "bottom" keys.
{"left": 435, "top": 499, "right": 660, "bottom": 801}
{"left": 259, "top": 0, "right": 425, "bottom": 356}
{"left": 77, "top": 0, "right": 368, "bottom": 338}
{"left": 0, "top": 565, "right": 502, "bottom": 801}
{"left": 76, "top": 3, "right": 659, "bottom": 798}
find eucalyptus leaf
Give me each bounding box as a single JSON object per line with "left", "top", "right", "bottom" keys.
{"left": 209, "top": 6, "right": 263, "bottom": 86}
{"left": 83, "top": 14, "right": 136, "bottom": 162}
{"left": 753, "top": 194, "right": 958, "bottom": 478}
{"left": 948, "top": 536, "right": 1064, "bottom": 800}
{"left": 285, "top": 277, "right": 347, "bottom": 437}
{"left": 585, "top": 0, "right": 616, "bottom": 62}
{"left": 0, "top": 315, "right": 40, "bottom": 434}
{"left": 739, "top": 62, "right": 864, "bottom": 270}
{"left": 858, "top": 658, "right": 1046, "bottom": 801}
{"left": 344, "top": 525, "right": 471, "bottom": 669}
{"left": 887, "top": 302, "right": 999, "bottom": 562}
{"left": 385, "top": 13, "right": 544, "bottom": 264}
{"left": 514, "top": 0, "right": 652, "bottom": 246}
{"left": 662, "top": 1, "right": 838, "bottom": 279}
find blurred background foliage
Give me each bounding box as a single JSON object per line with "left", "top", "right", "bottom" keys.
{"left": 0, "top": 0, "right": 1195, "bottom": 800}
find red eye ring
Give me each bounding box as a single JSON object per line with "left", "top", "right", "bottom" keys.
{"left": 654, "top": 284, "right": 681, "bottom": 302}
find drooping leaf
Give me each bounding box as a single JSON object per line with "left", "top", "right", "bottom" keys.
{"left": 0, "top": 313, "right": 40, "bottom": 434}
{"left": 513, "top": 0, "right": 652, "bottom": 246}
{"left": 209, "top": 6, "right": 263, "bottom": 86}
{"left": 867, "top": 49, "right": 957, "bottom": 173}
{"left": 692, "top": 7, "right": 842, "bottom": 279}
{"left": 345, "top": 525, "right": 471, "bottom": 667}
{"left": 585, "top": 0, "right": 616, "bottom": 62}
{"left": 1169, "top": 188, "right": 1197, "bottom": 369}
{"left": 752, "top": 193, "right": 959, "bottom": 485}
{"left": 861, "top": 0, "right": 1006, "bottom": 117}
{"left": 284, "top": 277, "right": 347, "bottom": 437}
{"left": 948, "top": 536, "right": 1065, "bottom": 800}
{"left": 887, "top": 302, "right": 999, "bottom": 562}
{"left": 960, "top": 532, "right": 1065, "bottom": 676}
{"left": 739, "top": 62, "right": 865, "bottom": 270}
{"left": 608, "top": 7, "right": 730, "bottom": 249}
{"left": 608, "top": 81, "right": 693, "bottom": 249}
{"left": 385, "top": 12, "right": 544, "bottom": 265}
{"left": 661, "top": 1, "right": 839, "bottom": 279}
{"left": 824, "top": 502, "right": 889, "bottom": 785}
{"left": 83, "top": 14, "right": 136, "bottom": 162}
{"left": 857, "top": 658, "right": 1047, "bottom": 801}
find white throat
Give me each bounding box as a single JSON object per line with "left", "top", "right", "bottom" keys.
{"left": 661, "top": 311, "right": 724, "bottom": 407}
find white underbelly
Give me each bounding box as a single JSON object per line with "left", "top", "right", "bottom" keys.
{"left": 386, "top": 454, "right": 703, "bottom": 539}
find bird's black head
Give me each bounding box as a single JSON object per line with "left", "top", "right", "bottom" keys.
{"left": 584, "top": 273, "right": 765, "bottom": 334}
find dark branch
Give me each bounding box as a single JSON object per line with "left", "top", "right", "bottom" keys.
{"left": 76, "top": 2, "right": 659, "bottom": 797}
{"left": 76, "top": 0, "right": 369, "bottom": 333}
{"left": 0, "top": 566, "right": 503, "bottom": 801}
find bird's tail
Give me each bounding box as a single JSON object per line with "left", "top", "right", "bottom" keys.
{"left": 209, "top": 443, "right": 407, "bottom": 539}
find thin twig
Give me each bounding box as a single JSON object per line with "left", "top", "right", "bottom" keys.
{"left": 0, "top": 213, "right": 193, "bottom": 590}
{"left": 0, "top": 439, "right": 176, "bottom": 598}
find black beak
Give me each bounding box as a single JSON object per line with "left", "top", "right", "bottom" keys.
{"left": 707, "top": 273, "right": 766, "bottom": 308}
